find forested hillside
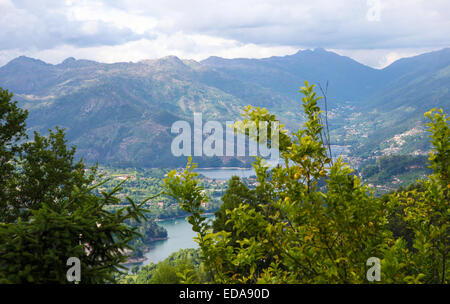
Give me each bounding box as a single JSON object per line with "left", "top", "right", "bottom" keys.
{"left": 1, "top": 48, "right": 448, "bottom": 167}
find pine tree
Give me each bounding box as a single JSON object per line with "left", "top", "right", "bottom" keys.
{"left": 0, "top": 87, "right": 149, "bottom": 283}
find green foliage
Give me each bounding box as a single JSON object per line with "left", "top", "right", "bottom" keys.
{"left": 384, "top": 109, "right": 449, "bottom": 283}
{"left": 0, "top": 87, "right": 28, "bottom": 222}
{"left": 0, "top": 180, "right": 149, "bottom": 283}
{"left": 361, "top": 155, "right": 429, "bottom": 181}
{"left": 11, "top": 128, "right": 91, "bottom": 221}
{"left": 122, "top": 248, "right": 207, "bottom": 284}
{"left": 0, "top": 87, "right": 150, "bottom": 283}
{"left": 164, "top": 158, "right": 210, "bottom": 235}
{"left": 425, "top": 109, "right": 449, "bottom": 182}
{"left": 98, "top": 166, "right": 224, "bottom": 220}
{"left": 164, "top": 82, "right": 449, "bottom": 284}
{"left": 212, "top": 176, "right": 256, "bottom": 234}
{"left": 360, "top": 154, "right": 431, "bottom": 195}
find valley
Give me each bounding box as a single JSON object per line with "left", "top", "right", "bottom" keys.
{"left": 1, "top": 48, "right": 448, "bottom": 169}
{"left": 1, "top": 47, "right": 448, "bottom": 282}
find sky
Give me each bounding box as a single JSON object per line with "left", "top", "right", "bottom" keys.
{"left": 0, "top": 0, "right": 449, "bottom": 68}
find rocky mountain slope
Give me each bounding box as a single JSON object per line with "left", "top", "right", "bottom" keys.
{"left": 0, "top": 48, "right": 448, "bottom": 167}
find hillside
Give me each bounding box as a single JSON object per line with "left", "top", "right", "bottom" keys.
{"left": 0, "top": 48, "right": 449, "bottom": 167}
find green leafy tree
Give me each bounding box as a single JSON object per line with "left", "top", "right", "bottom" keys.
{"left": 9, "top": 128, "right": 90, "bottom": 221}
{"left": 123, "top": 248, "right": 207, "bottom": 284}
{"left": 0, "top": 87, "right": 149, "bottom": 283}
{"left": 164, "top": 81, "right": 392, "bottom": 283}
{"left": 212, "top": 176, "right": 256, "bottom": 234}
{"left": 164, "top": 82, "right": 449, "bottom": 284}
{"left": 383, "top": 109, "right": 449, "bottom": 284}
{"left": 131, "top": 265, "right": 140, "bottom": 275}
{"left": 0, "top": 88, "right": 28, "bottom": 223}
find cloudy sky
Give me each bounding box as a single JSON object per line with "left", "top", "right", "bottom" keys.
{"left": 0, "top": 0, "right": 449, "bottom": 68}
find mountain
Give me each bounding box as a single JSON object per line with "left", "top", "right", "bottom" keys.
{"left": 0, "top": 48, "right": 448, "bottom": 167}
{"left": 349, "top": 48, "right": 450, "bottom": 156}
{"left": 0, "top": 55, "right": 270, "bottom": 167}
{"left": 201, "top": 48, "right": 383, "bottom": 103}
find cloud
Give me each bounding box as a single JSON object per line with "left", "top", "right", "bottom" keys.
{"left": 0, "top": 0, "right": 155, "bottom": 51}
{"left": 17, "top": 35, "right": 298, "bottom": 66}
{"left": 104, "top": 0, "right": 450, "bottom": 49}
{"left": 0, "top": 0, "right": 449, "bottom": 67}
{"left": 330, "top": 47, "right": 444, "bottom": 68}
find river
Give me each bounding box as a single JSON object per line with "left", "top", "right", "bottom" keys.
{"left": 139, "top": 144, "right": 349, "bottom": 266}
{"left": 196, "top": 167, "right": 255, "bottom": 180}
{"left": 196, "top": 145, "right": 349, "bottom": 180}
{"left": 141, "top": 215, "right": 215, "bottom": 266}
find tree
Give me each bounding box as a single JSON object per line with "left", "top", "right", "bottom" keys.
{"left": 212, "top": 176, "right": 256, "bottom": 234}
{"left": 122, "top": 248, "right": 208, "bottom": 284}
{"left": 8, "top": 127, "right": 90, "bottom": 221}
{"left": 383, "top": 109, "right": 449, "bottom": 284}
{"left": 131, "top": 265, "right": 140, "bottom": 275}
{"left": 0, "top": 87, "right": 28, "bottom": 223}
{"left": 164, "top": 81, "right": 449, "bottom": 283}
{"left": 0, "top": 87, "right": 149, "bottom": 283}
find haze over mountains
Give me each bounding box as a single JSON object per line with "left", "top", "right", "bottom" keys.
{"left": 0, "top": 48, "right": 449, "bottom": 167}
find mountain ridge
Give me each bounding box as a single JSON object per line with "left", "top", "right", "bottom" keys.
{"left": 0, "top": 47, "right": 448, "bottom": 167}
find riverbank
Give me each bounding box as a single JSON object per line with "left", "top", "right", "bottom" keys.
{"left": 123, "top": 236, "right": 169, "bottom": 265}
{"left": 123, "top": 256, "right": 147, "bottom": 265}
{"left": 154, "top": 212, "right": 216, "bottom": 222}
{"left": 196, "top": 167, "right": 256, "bottom": 180}
{"left": 196, "top": 166, "right": 253, "bottom": 170}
